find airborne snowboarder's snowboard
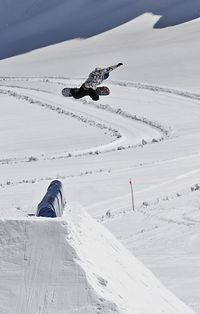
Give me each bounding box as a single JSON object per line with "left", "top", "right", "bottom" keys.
{"left": 62, "top": 86, "right": 110, "bottom": 97}
{"left": 62, "top": 88, "right": 77, "bottom": 97}
{"left": 96, "top": 86, "right": 110, "bottom": 96}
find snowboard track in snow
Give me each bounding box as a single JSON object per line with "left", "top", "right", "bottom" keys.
{"left": 0, "top": 77, "right": 200, "bottom": 312}
{"left": 1, "top": 77, "right": 200, "bottom": 227}
{"left": 0, "top": 77, "right": 176, "bottom": 165}
{"left": 99, "top": 183, "right": 200, "bottom": 227}
{"left": 1, "top": 77, "right": 200, "bottom": 194}
{"left": 1, "top": 78, "right": 200, "bottom": 205}
{"left": 0, "top": 87, "right": 122, "bottom": 142}
{"left": 111, "top": 80, "right": 200, "bottom": 103}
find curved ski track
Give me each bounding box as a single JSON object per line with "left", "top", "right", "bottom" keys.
{"left": 0, "top": 77, "right": 200, "bottom": 220}
{"left": 1, "top": 77, "right": 200, "bottom": 313}
{"left": 0, "top": 77, "right": 170, "bottom": 164}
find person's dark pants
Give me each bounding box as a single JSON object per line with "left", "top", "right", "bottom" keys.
{"left": 70, "top": 84, "right": 99, "bottom": 101}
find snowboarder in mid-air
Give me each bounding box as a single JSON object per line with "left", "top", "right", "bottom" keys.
{"left": 62, "top": 63, "right": 123, "bottom": 101}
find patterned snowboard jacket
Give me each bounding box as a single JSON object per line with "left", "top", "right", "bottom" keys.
{"left": 85, "top": 64, "right": 119, "bottom": 90}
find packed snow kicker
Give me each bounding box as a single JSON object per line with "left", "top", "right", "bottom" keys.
{"left": 0, "top": 0, "right": 200, "bottom": 313}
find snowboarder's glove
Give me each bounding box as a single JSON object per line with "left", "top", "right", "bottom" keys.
{"left": 117, "top": 63, "right": 123, "bottom": 67}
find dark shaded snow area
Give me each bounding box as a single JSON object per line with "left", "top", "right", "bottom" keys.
{"left": 0, "top": 0, "right": 200, "bottom": 59}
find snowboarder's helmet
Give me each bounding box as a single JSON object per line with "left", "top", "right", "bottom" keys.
{"left": 104, "top": 73, "right": 109, "bottom": 79}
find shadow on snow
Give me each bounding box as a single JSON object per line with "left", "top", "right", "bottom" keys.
{"left": 0, "top": 0, "right": 199, "bottom": 60}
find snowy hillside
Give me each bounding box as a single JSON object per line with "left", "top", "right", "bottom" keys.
{"left": 0, "top": 206, "right": 195, "bottom": 314}
{"left": 0, "top": 0, "right": 200, "bottom": 313}
{"left": 0, "top": 0, "right": 200, "bottom": 59}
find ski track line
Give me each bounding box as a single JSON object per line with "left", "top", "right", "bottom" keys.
{"left": 1, "top": 78, "right": 200, "bottom": 227}
{"left": 2, "top": 76, "right": 200, "bottom": 103}
{"left": 88, "top": 167, "right": 200, "bottom": 223}
{"left": 78, "top": 97, "right": 171, "bottom": 137}
{"left": 99, "top": 187, "right": 200, "bottom": 227}
{"left": 1, "top": 78, "right": 200, "bottom": 169}
{"left": 110, "top": 79, "right": 200, "bottom": 104}
{"left": 89, "top": 167, "right": 200, "bottom": 208}
{"left": 0, "top": 80, "right": 170, "bottom": 138}
{"left": 3, "top": 76, "right": 200, "bottom": 142}
{"left": 0, "top": 86, "right": 124, "bottom": 155}
{"left": 0, "top": 78, "right": 172, "bottom": 138}
{"left": 1, "top": 78, "right": 200, "bottom": 183}
{"left": 3, "top": 76, "right": 200, "bottom": 104}
{"left": 0, "top": 82, "right": 167, "bottom": 164}
{"left": 1, "top": 79, "right": 171, "bottom": 139}
{"left": 0, "top": 168, "right": 111, "bottom": 190}
{"left": 0, "top": 86, "right": 125, "bottom": 163}
{"left": 0, "top": 86, "right": 122, "bottom": 141}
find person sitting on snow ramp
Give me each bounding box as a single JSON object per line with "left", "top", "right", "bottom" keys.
{"left": 70, "top": 63, "right": 123, "bottom": 101}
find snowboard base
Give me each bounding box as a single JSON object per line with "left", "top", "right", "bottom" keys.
{"left": 62, "top": 86, "right": 110, "bottom": 97}
{"left": 96, "top": 86, "right": 110, "bottom": 96}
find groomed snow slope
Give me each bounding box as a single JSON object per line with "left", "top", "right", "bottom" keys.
{"left": 0, "top": 206, "right": 195, "bottom": 314}
{"left": 0, "top": 74, "right": 199, "bottom": 312}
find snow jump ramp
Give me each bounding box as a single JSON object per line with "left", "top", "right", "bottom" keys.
{"left": 0, "top": 205, "right": 194, "bottom": 314}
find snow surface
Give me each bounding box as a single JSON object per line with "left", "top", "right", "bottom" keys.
{"left": 0, "top": 206, "right": 195, "bottom": 314}
{"left": 0, "top": 0, "right": 200, "bottom": 313}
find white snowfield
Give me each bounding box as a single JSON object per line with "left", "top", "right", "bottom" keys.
{"left": 0, "top": 206, "right": 195, "bottom": 314}
{"left": 0, "top": 77, "right": 199, "bottom": 314}
{"left": 0, "top": 0, "right": 200, "bottom": 313}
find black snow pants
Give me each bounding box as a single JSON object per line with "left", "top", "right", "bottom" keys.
{"left": 70, "top": 84, "right": 99, "bottom": 101}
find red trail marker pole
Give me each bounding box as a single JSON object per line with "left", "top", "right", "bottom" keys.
{"left": 130, "top": 178, "right": 135, "bottom": 211}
